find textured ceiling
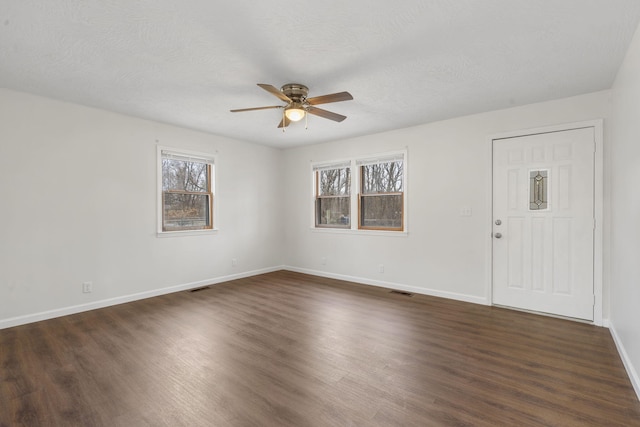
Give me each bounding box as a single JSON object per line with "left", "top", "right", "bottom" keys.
{"left": 2, "top": 1, "right": 640, "bottom": 148}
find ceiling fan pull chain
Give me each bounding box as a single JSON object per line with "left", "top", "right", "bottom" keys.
{"left": 282, "top": 108, "right": 286, "bottom": 132}
{"left": 305, "top": 111, "right": 308, "bottom": 130}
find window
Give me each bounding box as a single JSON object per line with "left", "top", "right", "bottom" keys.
{"left": 358, "top": 156, "right": 404, "bottom": 231}
{"left": 312, "top": 152, "right": 406, "bottom": 232}
{"left": 159, "top": 149, "right": 214, "bottom": 232}
{"left": 314, "top": 163, "right": 351, "bottom": 228}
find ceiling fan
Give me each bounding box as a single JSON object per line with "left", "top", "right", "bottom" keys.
{"left": 230, "top": 83, "right": 353, "bottom": 128}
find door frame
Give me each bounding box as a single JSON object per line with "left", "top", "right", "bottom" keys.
{"left": 486, "top": 120, "right": 604, "bottom": 326}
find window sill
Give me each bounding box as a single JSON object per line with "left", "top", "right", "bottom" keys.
{"left": 310, "top": 227, "right": 408, "bottom": 237}
{"left": 157, "top": 228, "right": 219, "bottom": 238}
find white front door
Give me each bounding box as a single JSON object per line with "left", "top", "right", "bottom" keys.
{"left": 492, "top": 127, "right": 595, "bottom": 321}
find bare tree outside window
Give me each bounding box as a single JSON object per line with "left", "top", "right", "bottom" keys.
{"left": 360, "top": 161, "right": 404, "bottom": 230}
{"left": 161, "top": 154, "right": 214, "bottom": 231}
{"left": 316, "top": 167, "right": 350, "bottom": 228}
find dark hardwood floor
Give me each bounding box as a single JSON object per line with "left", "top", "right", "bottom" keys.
{"left": 1, "top": 271, "right": 639, "bottom": 426}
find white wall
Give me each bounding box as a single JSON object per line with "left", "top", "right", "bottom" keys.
{"left": 0, "top": 89, "right": 285, "bottom": 327}
{"left": 0, "top": 88, "right": 617, "bottom": 326}
{"left": 283, "top": 91, "right": 611, "bottom": 306}
{"left": 610, "top": 23, "right": 640, "bottom": 397}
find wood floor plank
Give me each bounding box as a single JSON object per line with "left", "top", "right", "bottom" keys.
{"left": 1, "top": 270, "right": 639, "bottom": 426}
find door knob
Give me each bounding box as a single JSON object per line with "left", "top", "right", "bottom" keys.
{"left": 495, "top": 219, "right": 502, "bottom": 225}
{"left": 494, "top": 232, "right": 502, "bottom": 239}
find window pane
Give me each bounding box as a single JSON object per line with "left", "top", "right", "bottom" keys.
{"left": 362, "top": 161, "right": 403, "bottom": 194}
{"left": 316, "top": 197, "right": 350, "bottom": 227}
{"left": 163, "top": 193, "right": 211, "bottom": 230}
{"left": 162, "top": 159, "right": 209, "bottom": 193}
{"left": 319, "top": 168, "right": 350, "bottom": 196}
{"left": 360, "top": 194, "right": 402, "bottom": 229}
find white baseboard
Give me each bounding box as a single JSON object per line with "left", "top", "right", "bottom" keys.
{"left": 609, "top": 321, "right": 640, "bottom": 402}
{"left": 0, "top": 265, "right": 285, "bottom": 330}
{"left": 283, "top": 265, "right": 489, "bottom": 306}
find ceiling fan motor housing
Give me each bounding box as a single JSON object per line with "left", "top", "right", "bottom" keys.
{"left": 281, "top": 84, "right": 309, "bottom": 102}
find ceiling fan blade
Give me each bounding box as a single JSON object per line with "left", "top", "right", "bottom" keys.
{"left": 277, "top": 116, "right": 291, "bottom": 128}
{"left": 257, "top": 83, "right": 292, "bottom": 103}
{"left": 306, "top": 91, "right": 353, "bottom": 105}
{"left": 230, "top": 105, "right": 282, "bottom": 113}
{"left": 306, "top": 106, "right": 347, "bottom": 122}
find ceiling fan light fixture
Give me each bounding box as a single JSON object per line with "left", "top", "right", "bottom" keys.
{"left": 285, "top": 105, "right": 305, "bottom": 122}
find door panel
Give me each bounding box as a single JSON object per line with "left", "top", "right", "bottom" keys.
{"left": 492, "top": 127, "right": 595, "bottom": 321}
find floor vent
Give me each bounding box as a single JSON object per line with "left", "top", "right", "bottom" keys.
{"left": 189, "top": 286, "right": 211, "bottom": 293}
{"left": 389, "top": 290, "right": 413, "bottom": 297}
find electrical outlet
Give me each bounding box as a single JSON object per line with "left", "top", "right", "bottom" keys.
{"left": 460, "top": 207, "right": 473, "bottom": 217}
{"left": 82, "top": 281, "right": 93, "bottom": 293}
{"left": 378, "top": 264, "right": 384, "bottom": 273}
{"left": 232, "top": 258, "right": 238, "bottom": 267}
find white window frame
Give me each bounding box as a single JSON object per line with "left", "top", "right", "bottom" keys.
{"left": 313, "top": 161, "right": 352, "bottom": 229}
{"left": 157, "top": 146, "right": 217, "bottom": 237}
{"left": 310, "top": 150, "right": 408, "bottom": 235}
